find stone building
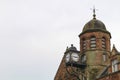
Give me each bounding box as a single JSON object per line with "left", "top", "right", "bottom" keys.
{"left": 54, "top": 10, "right": 120, "bottom": 80}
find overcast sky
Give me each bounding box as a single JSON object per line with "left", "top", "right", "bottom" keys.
{"left": 0, "top": 0, "right": 120, "bottom": 80}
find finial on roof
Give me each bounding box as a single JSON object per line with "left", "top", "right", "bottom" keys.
{"left": 66, "top": 46, "right": 69, "bottom": 51}
{"left": 71, "top": 44, "right": 73, "bottom": 47}
{"left": 112, "top": 44, "right": 117, "bottom": 50}
{"left": 112, "top": 44, "right": 117, "bottom": 51}
{"left": 93, "top": 6, "right": 96, "bottom": 19}
{"left": 113, "top": 44, "right": 115, "bottom": 48}
{"left": 112, "top": 44, "right": 120, "bottom": 55}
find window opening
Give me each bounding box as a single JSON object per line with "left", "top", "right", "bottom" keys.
{"left": 102, "top": 37, "right": 106, "bottom": 49}
{"left": 112, "top": 59, "right": 118, "bottom": 72}
{"left": 90, "top": 36, "right": 96, "bottom": 49}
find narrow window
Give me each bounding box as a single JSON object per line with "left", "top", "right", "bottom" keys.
{"left": 83, "top": 38, "right": 86, "bottom": 50}
{"left": 102, "top": 37, "right": 106, "bottom": 49}
{"left": 103, "top": 53, "right": 107, "bottom": 62}
{"left": 81, "top": 55, "right": 86, "bottom": 63}
{"left": 112, "top": 59, "right": 118, "bottom": 72}
{"left": 90, "top": 36, "right": 96, "bottom": 49}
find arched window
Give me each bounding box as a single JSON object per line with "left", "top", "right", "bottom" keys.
{"left": 81, "top": 54, "right": 86, "bottom": 63}
{"left": 112, "top": 59, "right": 118, "bottom": 72}
{"left": 102, "top": 37, "right": 106, "bottom": 49}
{"left": 82, "top": 38, "right": 86, "bottom": 50}
{"left": 90, "top": 36, "right": 96, "bottom": 49}
{"left": 103, "top": 53, "right": 107, "bottom": 62}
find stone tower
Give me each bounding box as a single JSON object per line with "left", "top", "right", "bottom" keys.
{"left": 79, "top": 11, "right": 111, "bottom": 80}
{"left": 54, "top": 10, "right": 113, "bottom": 80}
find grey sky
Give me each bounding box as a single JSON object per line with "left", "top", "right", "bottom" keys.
{"left": 0, "top": 0, "right": 120, "bottom": 80}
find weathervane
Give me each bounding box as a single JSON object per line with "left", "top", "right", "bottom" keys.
{"left": 91, "top": 6, "right": 98, "bottom": 19}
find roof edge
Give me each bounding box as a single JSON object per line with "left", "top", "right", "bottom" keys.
{"left": 79, "top": 29, "right": 111, "bottom": 38}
